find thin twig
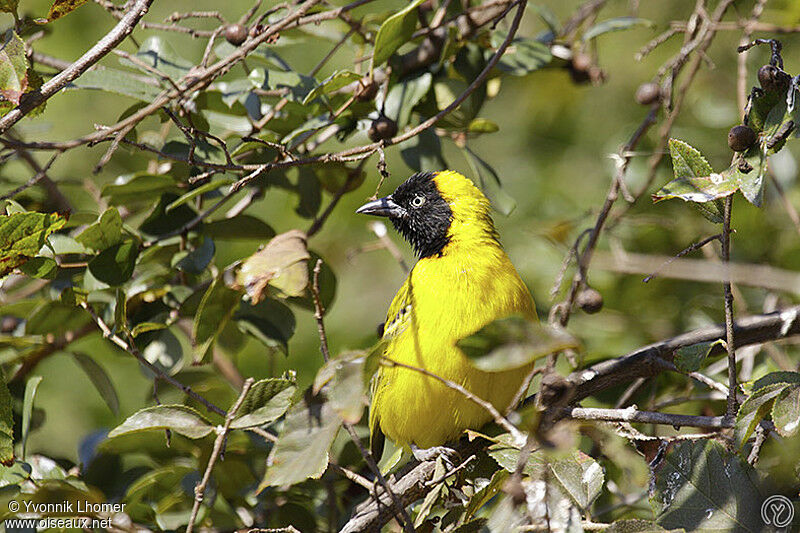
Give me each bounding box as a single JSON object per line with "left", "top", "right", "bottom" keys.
{"left": 722, "top": 196, "right": 737, "bottom": 419}
{"left": 187, "top": 378, "right": 255, "bottom": 533}
{"left": 311, "top": 259, "right": 330, "bottom": 362}
{"left": 0, "top": 0, "right": 156, "bottom": 132}
{"left": 381, "top": 357, "right": 525, "bottom": 444}
{"left": 78, "top": 302, "right": 227, "bottom": 418}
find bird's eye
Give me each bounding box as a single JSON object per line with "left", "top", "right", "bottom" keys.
{"left": 411, "top": 195, "right": 426, "bottom": 208}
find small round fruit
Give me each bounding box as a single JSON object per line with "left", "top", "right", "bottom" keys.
{"left": 368, "top": 116, "right": 398, "bottom": 142}
{"left": 727, "top": 125, "right": 756, "bottom": 152}
{"left": 635, "top": 83, "right": 661, "bottom": 105}
{"left": 576, "top": 288, "right": 603, "bottom": 314}
{"left": 224, "top": 24, "right": 248, "bottom": 46}
{"left": 355, "top": 79, "right": 379, "bottom": 102}
{"left": 757, "top": 64, "right": 790, "bottom": 94}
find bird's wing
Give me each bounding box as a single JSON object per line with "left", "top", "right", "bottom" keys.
{"left": 369, "top": 275, "right": 414, "bottom": 460}
{"left": 381, "top": 276, "right": 413, "bottom": 339}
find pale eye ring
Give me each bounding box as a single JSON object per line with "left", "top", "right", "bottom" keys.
{"left": 411, "top": 194, "right": 426, "bottom": 208}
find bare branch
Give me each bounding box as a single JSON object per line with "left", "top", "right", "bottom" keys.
{"left": 0, "top": 0, "right": 156, "bottom": 133}
{"left": 186, "top": 378, "right": 255, "bottom": 533}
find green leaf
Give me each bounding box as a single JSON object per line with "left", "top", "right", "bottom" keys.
{"left": 674, "top": 340, "right": 724, "bottom": 373}
{"left": 750, "top": 371, "right": 800, "bottom": 392}
{"left": 0, "top": 212, "right": 66, "bottom": 278}
{"left": 193, "top": 277, "right": 242, "bottom": 363}
{"left": 462, "top": 146, "right": 516, "bottom": 216}
{"left": 302, "top": 70, "right": 362, "bottom": 105}
{"left": 399, "top": 127, "right": 447, "bottom": 172}
{"left": 652, "top": 440, "right": 764, "bottom": 532}
{"left": 605, "top": 520, "right": 670, "bottom": 532}
{"left": 370, "top": 0, "right": 426, "bottom": 70}
{"left": 102, "top": 174, "right": 179, "bottom": 205}
{"left": 235, "top": 230, "right": 309, "bottom": 302}
{"left": 121, "top": 36, "right": 193, "bottom": 81}
{"left": 173, "top": 236, "right": 215, "bottom": 275}
{"left": 234, "top": 299, "right": 295, "bottom": 355}
{"left": 108, "top": 405, "right": 214, "bottom": 439}
{"left": 495, "top": 36, "right": 552, "bottom": 76}
{"left": 69, "top": 68, "right": 162, "bottom": 102}
{"left": 139, "top": 193, "right": 197, "bottom": 237}
{"left": 656, "top": 166, "right": 737, "bottom": 206}
{"left": 582, "top": 17, "right": 654, "bottom": 41}
{"left": 549, "top": 451, "right": 604, "bottom": 510}
{"left": 137, "top": 327, "right": 183, "bottom": 376}
{"left": 467, "top": 118, "right": 499, "bottom": 134}
{"left": 458, "top": 316, "right": 577, "bottom": 371}
{"left": 434, "top": 77, "right": 484, "bottom": 131}
{"left": 230, "top": 378, "right": 296, "bottom": 429}
{"left": 40, "top": 0, "right": 88, "bottom": 23}
{"left": 203, "top": 215, "right": 275, "bottom": 240}
{"left": 653, "top": 139, "right": 732, "bottom": 222}
{"left": 735, "top": 383, "right": 788, "bottom": 447}
{"left": 258, "top": 394, "right": 340, "bottom": 489}
{"left": 72, "top": 352, "right": 120, "bottom": 416}
{"left": 771, "top": 383, "right": 800, "bottom": 437}
{"left": 131, "top": 322, "right": 167, "bottom": 337}
{"left": 731, "top": 145, "right": 767, "bottom": 207}
{"left": 313, "top": 352, "right": 368, "bottom": 424}
{"left": 88, "top": 240, "right": 139, "bottom": 286}
{"left": 465, "top": 469, "right": 509, "bottom": 519}
{"left": 0, "top": 30, "right": 28, "bottom": 106}
{"left": 76, "top": 207, "right": 123, "bottom": 250}
{"left": 165, "top": 178, "right": 234, "bottom": 212}
{"left": 315, "top": 163, "right": 365, "bottom": 194}
{"left": 0, "top": 368, "right": 12, "bottom": 465}
{"left": 18, "top": 257, "right": 57, "bottom": 279}
{"left": 20, "top": 376, "right": 42, "bottom": 460}
{"left": 384, "top": 72, "right": 432, "bottom": 129}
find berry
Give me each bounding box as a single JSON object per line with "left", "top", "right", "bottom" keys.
{"left": 635, "top": 83, "right": 661, "bottom": 105}
{"left": 368, "top": 116, "right": 398, "bottom": 142}
{"left": 576, "top": 288, "right": 603, "bottom": 314}
{"left": 727, "top": 125, "right": 756, "bottom": 152}
{"left": 224, "top": 24, "right": 247, "bottom": 46}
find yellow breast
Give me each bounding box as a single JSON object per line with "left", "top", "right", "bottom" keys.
{"left": 370, "top": 238, "right": 536, "bottom": 448}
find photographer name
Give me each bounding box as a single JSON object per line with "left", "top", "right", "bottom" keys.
{"left": 22, "top": 500, "right": 126, "bottom": 514}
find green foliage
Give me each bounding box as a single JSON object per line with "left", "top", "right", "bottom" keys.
{"left": 109, "top": 405, "right": 214, "bottom": 439}
{"left": 457, "top": 315, "right": 578, "bottom": 371}
{"left": 651, "top": 441, "right": 764, "bottom": 531}
{"left": 0, "top": 30, "right": 28, "bottom": 106}
{"left": 0, "top": 212, "right": 66, "bottom": 278}
{"left": 370, "top": 0, "right": 427, "bottom": 71}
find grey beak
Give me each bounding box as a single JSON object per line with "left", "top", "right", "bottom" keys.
{"left": 355, "top": 196, "right": 407, "bottom": 218}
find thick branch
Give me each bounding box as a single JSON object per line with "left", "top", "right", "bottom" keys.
{"left": 553, "top": 305, "right": 800, "bottom": 406}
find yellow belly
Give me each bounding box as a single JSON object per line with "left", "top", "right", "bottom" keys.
{"left": 371, "top": 244, "right": 536, "bottom": 448}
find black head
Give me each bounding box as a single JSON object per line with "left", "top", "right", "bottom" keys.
{"left": 356, "top": 171, "right": 453, "bottom": 258}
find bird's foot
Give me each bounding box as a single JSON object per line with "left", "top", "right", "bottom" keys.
{"left": 410, "top": 443, "right": 460, "bottom": 469}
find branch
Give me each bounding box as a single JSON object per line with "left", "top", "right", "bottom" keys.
{"left": 77, "top": 301, "right": 228, "bottom": 418}
{"left": 549, "top": 306, "right": 800, "bottom": 407}
{"left": 0, "top": 0, "right": 156, "bottom": 133}
{"left": 563, "top": 406, "right": 731, "bottom": 429}
{"left": 187, "top": 378, "right": 255, "bottom": 533}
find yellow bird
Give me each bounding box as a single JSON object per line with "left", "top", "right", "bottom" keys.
{"left": 356, "top": 170, "right": 537, "bottom": 458}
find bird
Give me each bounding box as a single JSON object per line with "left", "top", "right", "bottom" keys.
{"left": 356, "top": 170, "right": 537, "bottom": 460}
